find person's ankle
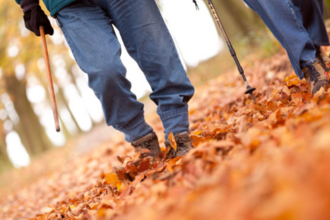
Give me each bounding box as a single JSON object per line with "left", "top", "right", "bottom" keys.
{"left": 131, "top": 132, "right": 161, "bottom": 159}
{"left": 302, "top": 62, "right": 329, "bottom": 95}
{"left": 165, "top": 131, "right": 193, "bottom": 158}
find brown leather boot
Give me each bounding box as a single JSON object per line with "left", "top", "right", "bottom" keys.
{"left": 131, "top": 132, "right": 161, "bottom": 158}
{"left": 165, "top": 132, "right": 194, "bottom": 158}
{"left": 316, "top": 46, "right": 330, "bottom": 72}
{"left": 302, "top": 62, "right": 330, "bottom": 95}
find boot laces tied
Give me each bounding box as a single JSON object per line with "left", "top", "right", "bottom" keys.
{"left": 308, "top": 65, "right": 320, "bottom": 82}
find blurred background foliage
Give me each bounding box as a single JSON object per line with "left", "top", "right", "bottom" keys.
{"left": 0, "top": 0, "right": 97, "bottom": 172}
{"left": 0, "top": 0, "right": 329, "bottom": 179}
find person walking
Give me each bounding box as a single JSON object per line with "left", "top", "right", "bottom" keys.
{"left": 244, "top": 0, "right": 330, "bottom": 95}
{"left": 16, "top": 0, "right": 195, "bottom": 159}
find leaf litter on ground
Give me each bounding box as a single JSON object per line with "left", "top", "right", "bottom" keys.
{"left": 2, "top": 49, "right": 330, "bottom": 220}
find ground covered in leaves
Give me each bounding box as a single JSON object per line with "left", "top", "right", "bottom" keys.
{"left": 2, "top": 49, "right": 330, "bottom": 220}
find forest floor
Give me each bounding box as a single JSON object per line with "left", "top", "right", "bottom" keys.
{"left": 2, "top": 46, "right": 330, "bottom": 220}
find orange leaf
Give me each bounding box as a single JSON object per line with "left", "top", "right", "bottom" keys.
{"left": 88, "top": 203, "right": 99, "bottom": 210}
{"left": 138, "top": 158, "right": 151, "bottom": 172}
{"left": 271, "top": 87, "right": 279, "bottom": 99}
{"left": 117, "top": 156, "right": 126, "bottom": 164}
{"left": 286, "top": 78, "right": 300, "bottom": 88}
{"left": 168, "top": 132, "right": 177, "bottom": 152}
{"left": 167, "top": 157, "right": 183, "bottom": 173}
{"left": 193, "top": 130, "right": 202, "bottom": 135}
{"left": 190, "top": 134, "right": 206, "bottom": 142}
{"left": 268, "top": 109, "right": 283, "bottom": 124}
{"left": 125, "top": 161, "right": 138, "bottom": 178}
{"left": 105, "top": 173, "right": 122, "bottom": 189}
{"left": 131, "top": 174, "right": 145, "bottom": 187}
{"left": 282, "top": 86, "right": 291, "bottom": 96}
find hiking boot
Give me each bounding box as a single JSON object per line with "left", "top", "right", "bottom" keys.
{"left": 131, "top": 132, "right": 161, "bottom": 158}
{"left": 302, "top": 62, "right": 330, "bottom": 95}
{"left": 165, "top": 132, "right": 194, "bottom": 158}
{"left": 316, "top": 46, "right": 330, "bottom": 72}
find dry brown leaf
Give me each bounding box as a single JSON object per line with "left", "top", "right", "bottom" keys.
{"left": 138, "top": 158, "right": 151, "bottom": 172}
{"left": 119, "top": 185, "right": 133, "bottom": 200}
{"left": 268, "top": 109, "right": 283, "bottom": 124}
{"left": 88, "top": 203, "right": 99, "bottom": 210}
{"left": 168, "top": 132, "right": 177, "bottom": 152}
{"left": 282, "top": 86, "right": 291, "bottom": 96}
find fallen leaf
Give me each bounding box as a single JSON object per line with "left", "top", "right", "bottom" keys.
{"left": 105, "top": 173, "right": 122, "bottom": 189}
{"left": 168, "top": 132, "right": 177, "bottom": 152}
{"left": 119, "top": 185, "right": 133, "bottom": 200}
{"left": 88, "top": 203, "right": 99, "bottom": 210}
{"left": 40, "top": 207, "right": 54, "bottom": 214}
{"left": 138, "top": 158, "right": 151, "bottom": 172}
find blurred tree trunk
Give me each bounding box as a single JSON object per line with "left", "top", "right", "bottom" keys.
{"left": 208, "top": 0, "right": 240, "bottom": 38}
{"left": 0, "top": 141, "right": 13, "bottom": 172}
{"left": 217, "top": 0, "right": 251, "bottom": 35}
{"left": 67, "top": 69, "right": 94, "bottom": 129}
{"left": 5, "top": 75, "right": 53, "bottom": 156}
{"left": 57, "top": 87, "right": 83, "bottom": 136}
{"left": 326, "top": 0, "right": 330, "bottom": 11}
{"left": 38, "top": 78, "right": 83, "bottom": 138}
{"left": 208, "top": 0, "right": 262, "bottom": 39}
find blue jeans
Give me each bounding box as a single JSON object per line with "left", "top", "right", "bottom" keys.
{"left": 243, "top": 0, "right": 330, "bottom": 79}
{"left": 56, "top": 0, "right": 195, "bottom": 142}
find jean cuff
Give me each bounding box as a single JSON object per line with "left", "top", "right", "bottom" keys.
{"left": 313, "top": 41, "right": 330, "bottom": 47}
{"left": 157, "top": 105, "right": 190, "bottom": 140}
{"left": 300, "top": 58, "right": 318, "bottom": 68}
{"left": 113, "top": 112, "right": 153, "bottom": 142}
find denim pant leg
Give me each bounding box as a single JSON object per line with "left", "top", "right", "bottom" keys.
{"left": 292, "top": 0, "right": 330, "bottom": 46}
{"left": 99, "top": 0, "right": 195, "bottom": 139}
{"left": 244, "top": 0, "right": 318, "bottom": 79}
{"left": 56, "top": 0, "right": 153, "bottom": 142}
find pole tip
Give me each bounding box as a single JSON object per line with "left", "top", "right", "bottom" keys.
{"left": 56, "top": 126, "right": 61, "bottom": 132}
{"left": 244, "top": 86, "right": 257, "bottom": 103}
{"left": 250, "top": 93, "right": 256, "bottom": 103}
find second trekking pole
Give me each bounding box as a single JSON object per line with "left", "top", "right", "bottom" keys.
{"left": 40, "top": 26, "right": 61, "bottom": 132}
{"left": 206, "top": 0, "right": 256, "bottom": 103}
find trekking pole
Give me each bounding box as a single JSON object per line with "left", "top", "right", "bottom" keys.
{"left": 40, "top": 26, "right": 61, "bottom": 132}
{"left": 206, "top": 0, "right": 256, "bottom": 102}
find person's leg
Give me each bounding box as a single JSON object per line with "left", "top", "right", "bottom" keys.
{"left": 243, "top": 0, "right": 317, "bottom": 80}
{"left": 292, "top": 0, "right": 330, "bottom": 47}
{"left": 56, "top": 0, "right": 153, "bottom": 142}
{"left": 101, "top": 0, "right": 195, "bottom": 140}
{"left": 292, "top": 0, "right": 330, "bottom": 73}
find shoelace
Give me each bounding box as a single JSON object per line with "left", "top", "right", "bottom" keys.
{"left": 308, "top": 65, "right": 321, "bottom": 83}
